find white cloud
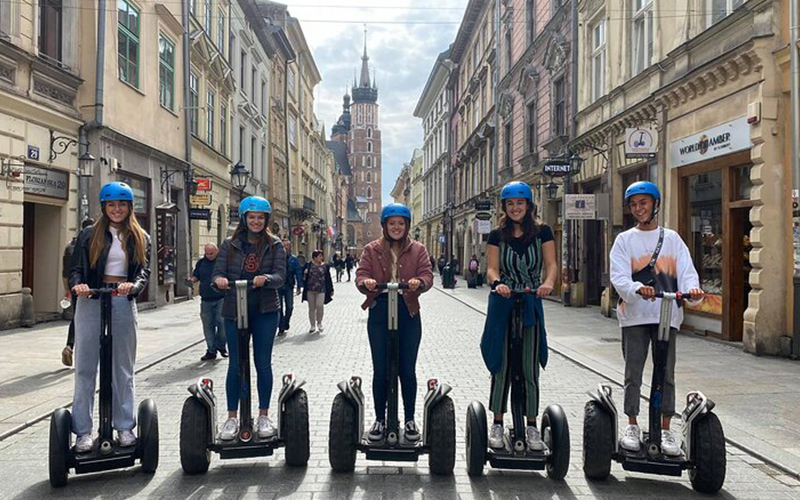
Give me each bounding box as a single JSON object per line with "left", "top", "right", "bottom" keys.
{"left": 279, "top": 0, "right": 464, "bottom": 204}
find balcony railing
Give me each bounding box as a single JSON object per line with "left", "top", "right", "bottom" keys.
{"left": 290, "top": 194, "right": 316, "bottom": 221}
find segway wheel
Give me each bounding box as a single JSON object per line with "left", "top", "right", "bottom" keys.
{"left": 465, "top": 401, "right": 487, "bottom": 477}
{"left": 427, "top": 395, "right": 456, "bottom": 475}
{"left": 137, "top": 399, "right": 159, "bottom": 473}
{"left": 328, "top": 393, "right": 358, "bottom": 472}
{"left": 689, "top": 412, "right": 726, "bottom": 493}
{"left": 582, "top": 400, "right": 613, "bottom": 480}
{"left": 542, "top": 404, "right": 570, "bottom": 480}
{"left": 282, "top": 389, "right": 310, "bottom": 466}
{"left": 48, "top": 408, "right": 71, "bottom": 487}
{"left": 180, "top": 397, "right": 211, "bottom": 474}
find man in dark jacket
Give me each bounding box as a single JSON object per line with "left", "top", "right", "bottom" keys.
{"left": 345, "top": 253, "right": 355, "bottom": 281}
{"left": 279, "top": 239, "right": 303, "bottom": 336}
{"left": 61, "top": 217, "right": 95, "bottom": 367}
{"left": 191, "top": 243, "right": 228, "bottom": 360}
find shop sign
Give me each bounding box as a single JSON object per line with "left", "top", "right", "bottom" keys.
{"left": 474, "top": 200, "right": 492, "bottom": 211}
{"left": 292, "top": 226, "right": 305, "bottom": 236}
{"left": 473, "top": 219, "right": 492, "bottom": 234}
{"left": 23, "top": 164, "right": 68, "bottom": 199}
{"left": 439, "top": 234, "right": 446, "bottom": 244}
{"left": 625, "top": 127, "right": 657, "bottom": 159}
{"left": 543, "top": 160, "right": 571, "bottom": 177}
{"left": 564, "top": 194, "right": 596, "bottom": 220}
{"left": 189, "top": 208, "right": 211, "bottom": 221}
{"left": 195, "top": 178, "right": 212, "bottom": 192}
{"left": 190, "top": 193, "right": 212, "bottom": 206}
{"left": 475, "top": 211, "right": 493, "bottom": 221}
{"left": 669, "top": 117, "right": 750, "bottom": 168}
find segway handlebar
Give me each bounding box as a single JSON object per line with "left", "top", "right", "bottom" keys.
{"left": 87, "top": 284, "right": 119, "bottom": 296}
{"left": 374, "top": 282, "right": 410, "bottom": 291}
{"left": 211, "top": 279, "right": 257, "bottom": 291}
{"left": 637, "top": 290, "right": 701, "bottom": 302}
{"left": 490, "top": 286, "right": 538, "bottom": 296}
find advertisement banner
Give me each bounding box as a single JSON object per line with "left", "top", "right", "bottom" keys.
{"left": 564, "top": 194, "right": 596, "bottom": 220}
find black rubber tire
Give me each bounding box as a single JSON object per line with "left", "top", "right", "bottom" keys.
{"left": 689, "top": 412, "right": 726, "bottom": 493}
{"left": 48, "top": 409, "right": 71, "bottom": 488}
{"left": 138, "top": 399, "right": 159, "bottom": 473}
{"left": 428, "top": 395, "right": 456, "bottom": 475}
{"left": 180, "top": 397, "right": 211, "bottom": 474}
{"left": 542, "top": 404, "right": 570, "bottom": 480}
{"left": 465, "top": 401, "right": 487, "bottom": 477}
{"left": 328, "top": 393, "right": 358, "bottom": 472}
{"left": 283, "top": 389, "right": 310, "bottom": 466}
{"left": 582, "top": 400, "right": 613, "bottom": 480}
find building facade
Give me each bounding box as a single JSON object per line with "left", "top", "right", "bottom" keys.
{"left": 573, "top": 0, "right": 792, "bottom": 354}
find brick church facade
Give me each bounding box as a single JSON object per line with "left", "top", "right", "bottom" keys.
{"left": 330, "top": 35, "right": 382, "bottom": 251}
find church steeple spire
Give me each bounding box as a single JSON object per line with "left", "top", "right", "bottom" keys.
{"left": 359, "top": 26, "right": 370, "bottom": 88}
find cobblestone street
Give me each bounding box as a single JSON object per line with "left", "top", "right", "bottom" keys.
{"left": 1, "top": 281, "right": 798, "bottom": 499}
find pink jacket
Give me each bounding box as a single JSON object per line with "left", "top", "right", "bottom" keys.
{"left": 355, "top": 237, "right": 433, "bottom": 316}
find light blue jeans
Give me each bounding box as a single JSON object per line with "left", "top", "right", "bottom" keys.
{"left": 200, "top": 299, "right": 226, "bottom": 353}
{"left": 72, "top": 295, "right": 138, "bottom": 435}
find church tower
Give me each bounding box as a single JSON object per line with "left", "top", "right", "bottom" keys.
{"left": 331, "top": 29, "right": 382, "bottom": 247}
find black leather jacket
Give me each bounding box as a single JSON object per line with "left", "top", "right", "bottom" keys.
{"left": 69, "top": 226, "right": 151, "bottom": 300}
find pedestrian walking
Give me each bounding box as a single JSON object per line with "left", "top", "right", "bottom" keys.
{"left": 483, "top": 181, "right": 557, "bottom": 451}
{"left": 467, "top": 254, "right": 480, "bottom": 288}
{"left": 437, "top": 254, "right": 446, "bottom": 274}
{"left": 297, "top": 250, "right": 307, "bottom": 269}
{"left": 69, "top": 182, "right": 150, "bottom": 452}
{"left": 61, "top": 217, "right": 95, "bottom": 367}
{"left": 278, "top": 239, "right": 303, "bottom": 336}
{"left": 302, "top": 250, "right": 334, "bottom": 333}
{"left": 345, "top": 252, "right": 355, "bottom": 281}
{"left": 333, "top": 252, "right": 344, "bottom": 282}
{"left": 191, "top": 243, "right": 228, "bottom": 361}
{"left": 610, "top": 181, "right": 704, "bottom": 457}
{"left": 356, "top": 203, "right": 433, "bottom": 442}
{"left": 212, "top": 196, "right": 286, "bottom": 441}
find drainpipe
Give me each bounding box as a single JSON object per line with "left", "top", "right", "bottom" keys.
{"left": 79, "top": 0, "right": 107, "bottom": 224}
{"left": 181, "top": 0, "right": 194, "bottom": 281}
{"left": 284, "top": 57, "right": 294, "bottom": 245}
{"left": 790, "top": 0, "right": 800, "bottom": 357}
{"left": 564, "top": 0, "right": 580, "bottom": 307}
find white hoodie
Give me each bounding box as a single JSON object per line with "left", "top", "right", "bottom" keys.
{"left": 609, "top": 226, "right": 701, "bottom": 330}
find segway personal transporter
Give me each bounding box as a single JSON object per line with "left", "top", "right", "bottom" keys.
{"left": 328, "top": 282, "right": 456, "bottom": 474}
{"left": 49, "top": 286, "right": 159, "bottom": 487}
{"left": 180, "top": 280, "right": 309, "bottom": 473}
{"left": 465, "top": 287, "right": 570, "bottom": 480}
{"left": 583, "top": 291, "right": 726, "bottom": 493}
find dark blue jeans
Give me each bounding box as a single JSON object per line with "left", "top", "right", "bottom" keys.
{"left": 279, "top": 286, "right": 294, "bottom": 331}
{"left": 225, "top": 311, "right": 279, "bottom": 412}
{"left": 200, "top": 299, "right": 226, "bottom": 353}
{"left": 367, "top": 295, "right": 422, "bottom": 423}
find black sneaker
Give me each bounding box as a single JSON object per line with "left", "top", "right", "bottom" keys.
{"left": 368, "top": 420, "right": 385, "bottom": 442}
{"left": 218, "top": 347, "right": 228, "bottom": 358}
{"left": 404, "top": 421, "right": 420, "bottom": 442}
{"left": 277, "top": 329, "right": 286, "bottom": 337}
{"left": 200, "top": 351, "right": 216, "bottom": 361}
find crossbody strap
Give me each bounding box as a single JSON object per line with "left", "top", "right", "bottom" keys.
{"left": 648, "top": 227, "right": 665, "bottom": 268}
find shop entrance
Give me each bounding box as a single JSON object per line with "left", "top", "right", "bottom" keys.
{"left": 22, "top": 201, "right": 62, "bottom": 313}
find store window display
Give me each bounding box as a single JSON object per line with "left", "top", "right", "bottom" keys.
{"left": 687, "top": 171, "right": 723, "bottom": 315}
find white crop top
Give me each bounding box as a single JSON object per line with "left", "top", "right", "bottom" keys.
{"left": 105, "top": 226, "right": 128, "bottom": 277}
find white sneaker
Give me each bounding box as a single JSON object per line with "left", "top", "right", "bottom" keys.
{"left": 75, "top": 434, "right": 93, "bottom": 453}
{"left": 257, "top": 415, "right": 277, "bottom": 439}
{"left": 489, "top": 423, "right": 505, "bottom": 449}
{"left": 661, "top": 430, "right": 681, "bottom": 456}
{"left": 317, "top": 324, "right": 324, "bottom": 332}
{"left": 118, "top": 429, "right": 136, "bottom": 447}
{"left": 620, "top": 424, "right": 642, "bottom": 452}
{"left": 308, "top": 326, "right": 316, "bottom": 334}
{"left": 219, "top": 417, "right": 239, "bottom": 441}
{"left": 525, "top": 426, "right": 545, "bottom": 451}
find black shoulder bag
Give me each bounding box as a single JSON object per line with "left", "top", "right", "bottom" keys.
{"left": 631, "top": 227, "right": 664, "bottom": 287}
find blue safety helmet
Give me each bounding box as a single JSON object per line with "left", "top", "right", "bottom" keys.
{"left": 99, "top": 182, "right": 134, "bottom": 203}
{"left": 624, "top": 181, "right": 661, "bottom": 204}
{"left": 500, "top": 181, "right": 533, "bottom": 202}
{"left": 381, "top": 203, "right": 411, "bottom": 224}
{"left": 239, "top": 196, "right": 272, "bottom": 223}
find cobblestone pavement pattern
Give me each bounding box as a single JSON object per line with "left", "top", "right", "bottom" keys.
{"left": 0, "top": 281, "right": 798, "bottom": 499}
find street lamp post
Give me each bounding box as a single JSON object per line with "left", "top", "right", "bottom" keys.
{"left": 77, "top": 149, "right": 96, "bottom": 224}
{"left": 564, "top": 152, "right": 583, "bottom": 306}
{"left": 230, "top": 161, "right": 250, "bottom": 202}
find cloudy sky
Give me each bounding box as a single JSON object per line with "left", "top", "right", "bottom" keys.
{"left": 278, "top": 0, "right": 466, "bottom": 205}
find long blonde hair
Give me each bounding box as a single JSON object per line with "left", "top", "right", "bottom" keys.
{"left": 89, "top": 202, "right": 148, "bottom": 268}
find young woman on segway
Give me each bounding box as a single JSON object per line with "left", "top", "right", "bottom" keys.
{"left": 69, "top": 182, "right": 151, "bottom": 453}
{"left": 609, "top": 181, "right": 703, "bottom": 456}
{"left": 484, "top": 181, "right": 557, "bottom": 452}
{"left": 212, "top": 196, "right": 286, "bottom": 441}
{"left": 356, "top": 203, "right": 433, "bottom": 443}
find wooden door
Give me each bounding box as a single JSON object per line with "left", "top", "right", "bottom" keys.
{"left": 22, "top": 203, "right": 35, "bottom": 290}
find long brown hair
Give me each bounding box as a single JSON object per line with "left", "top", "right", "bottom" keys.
{"left": 229, "top": 212, "right": 273, "bottom": 262}
{"left": 89, "top": 202, "right": 148, "bottom": 268}
{"left": 498, "top": 199, "right": 540, "bottom": 247}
